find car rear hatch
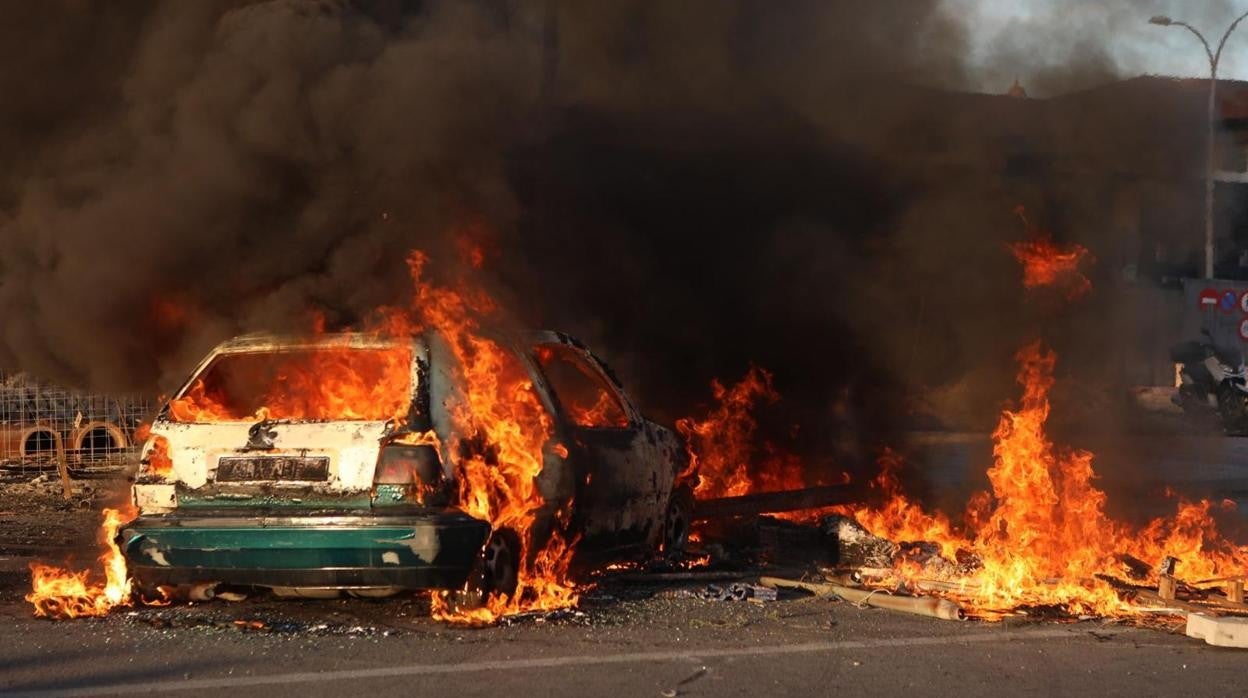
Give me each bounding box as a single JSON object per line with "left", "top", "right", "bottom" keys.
{"left": 122, "top": 335, "right": 490, "bottom": 589}
{"left": 150, "top": 419, "right": 395, "bottom": 509}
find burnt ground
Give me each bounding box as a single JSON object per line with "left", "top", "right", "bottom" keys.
{"left": 0, "top": 477, "right": 114, "bottom": 557}
{"left": 6, "top": 435, "right": 1248, "bottom": 697}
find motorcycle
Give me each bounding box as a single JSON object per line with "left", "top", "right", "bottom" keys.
{"left": 1170, "top": 329, "right": 1248, "bottom": 433}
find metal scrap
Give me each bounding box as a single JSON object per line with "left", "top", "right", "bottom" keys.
{"left": 685, "top": 583, "right": 778, "bottom": 602}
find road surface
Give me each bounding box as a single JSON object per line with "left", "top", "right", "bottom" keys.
{"left": 5, "top": 432, "right": 1248, "bottom": 697}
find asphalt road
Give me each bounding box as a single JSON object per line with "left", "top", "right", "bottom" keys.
{"left": 5, "top": 432, "right": 1248, "bottom": 697}
{"left": 1, "top": 592, "right": 1242, "bottom": 698}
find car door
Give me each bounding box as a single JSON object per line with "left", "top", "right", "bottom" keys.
{"left": 530, "top": 337, "right": 662, "bottom": 551}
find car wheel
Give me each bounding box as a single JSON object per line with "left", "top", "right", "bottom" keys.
{"left": 481, "top": 528, "right": 520, "bottom": 598}
{"left": 132, "top": 577, "right": 164, "bottom": 603}
{"left": 1218, "top": 385, "right": 1248, "bottom": 433}
{"left": 663, "top": 487, "right": 694, "bottom": 556}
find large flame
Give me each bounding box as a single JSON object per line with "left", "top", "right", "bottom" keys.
{"left": 167, "top": 347, "right": 412, "bottom": 423}
{"left": 673, "top": 219, "right": 1245, "bottom": 618}
{"left": 840, "top": 342, "right": 1248, "bottom": 617}
{"left": 30, "top": 247, "right": 579, "bottom": 624}
{"left": 677, "top": 366, "right": 804, "bottom": 498}
{"left": 27, "top": 508, "right": 134, "bottom": 619}
{"left": 379, "top": 251, "right": 579, "bottom": 623}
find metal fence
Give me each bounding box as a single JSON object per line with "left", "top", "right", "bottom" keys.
{"left": 0, "top": 372, "right": 153, "bottom": 479}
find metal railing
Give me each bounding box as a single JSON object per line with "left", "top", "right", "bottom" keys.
{"left": 0, "top": 372, "right": 152, "bottom": 479}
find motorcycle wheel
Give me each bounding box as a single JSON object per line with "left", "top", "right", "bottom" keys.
{"left": 1217, "top": 384, "right": 1248, "bottom": 434}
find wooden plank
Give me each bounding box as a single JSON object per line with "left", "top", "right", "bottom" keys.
{"left": 55, "top": 434, "right": 72, "bottom": 500}
{"left": 1228, "top": 580, "right": 1244, "bottom": 604}
{"left": 758, "top": 576, "right": 965, "bottom": 620}
{"left": 693, "top": 484, "right": 864, "bottom": 521}
{"left": 1133, "top": 589, "right": 1203, "bottom": 615}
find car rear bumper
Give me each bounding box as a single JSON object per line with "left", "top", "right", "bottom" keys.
{"left": 118, "top": 511, "right": 491, "bottom": 590}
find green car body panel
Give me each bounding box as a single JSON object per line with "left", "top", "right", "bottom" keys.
{"left": 120, "top": 510, "right": 490, "bottom": 590}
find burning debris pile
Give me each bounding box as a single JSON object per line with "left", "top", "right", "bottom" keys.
{"left": 669, "top": 220, "right": 1248, "bottom": 643}
{"left": 722, "top": 226, "right": 1246, "bottom": 645}
{"left": 798, "top": 342, "right": 1248, "bottom": 623}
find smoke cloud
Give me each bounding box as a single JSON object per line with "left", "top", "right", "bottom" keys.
{"left": 0, "top": 0, "right": 1226, "bottom": 481}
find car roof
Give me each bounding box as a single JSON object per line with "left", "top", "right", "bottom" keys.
{"left": 212, "top": 330, "right": 590, "bottom": 356}
{"left": 212, "top": 332, "right": 409, "bottom": 354}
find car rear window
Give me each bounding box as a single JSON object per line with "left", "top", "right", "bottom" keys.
{"left": 168, "top": 347, "right": 411, "bottom": 423}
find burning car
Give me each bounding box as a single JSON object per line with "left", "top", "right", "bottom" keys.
{"left": 119, "top": 330, "right": 691, "bottom": 600}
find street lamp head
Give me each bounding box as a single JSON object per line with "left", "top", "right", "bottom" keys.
{"left": 1150, "top": 15, "right": 1174, "bottom": 26}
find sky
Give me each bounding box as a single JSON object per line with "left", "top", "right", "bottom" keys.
{"left": 947, "top": 0, "right": 1248, "bottom": 94}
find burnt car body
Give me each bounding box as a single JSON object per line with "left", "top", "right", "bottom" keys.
{"left": 120, "top": 330, "right": 690, "bottom": 597}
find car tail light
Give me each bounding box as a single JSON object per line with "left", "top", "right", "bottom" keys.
{"left": 374, "top": 443, "right": 446, "bottom": 506}
{"left": 376, "top": 444, "right": 443, "bottom": 484}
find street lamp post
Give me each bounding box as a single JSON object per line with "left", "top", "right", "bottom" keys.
{"left": 1151, "top": 11, "right": 1248, "bottom": 279}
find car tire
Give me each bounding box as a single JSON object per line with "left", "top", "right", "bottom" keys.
{"left": 1218, "top": 384, "right": 1248, "bottom": 434}
{"left": 133, "top": 577, "right": 164, "bottom": 603}
{"left": 663, "top": 486, "right": 694, "bottom": 556}
{"left": 481, "top": 528, "right": 521, "bottom": 598}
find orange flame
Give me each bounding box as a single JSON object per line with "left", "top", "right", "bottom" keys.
{"left": 677, "top": 367, "right": 804, "bottom": 498}
{"left": 147, "top": 436, "right": 173, "bottom": 478}
{"left": 846, "top": 342, "right": 1248, "bottom": 616}
{"left": 1008, "top": 234, "right": 1091, "bottom": 300}
{"left": 133, "top": 422, "right": 172, "bottom": 478}
{"left": 379, "top": 250, "right": 579, "bottom": 623}
{"left": 817, "top": 220, "right": 1243, "bottom": 615}
{"left": 167, "top": 347, "right": 412, "bottom": 423}
{"left": 27, "top": 508, "right": 133, "bottom": 618}
{"left": 844, "top": 449, "right": 961, "bottom": 561}
{"left": 533, "top": 345, "right": 629, "bottom": 428}
{"left": 35, "top": 245, "right": 578, "bottom": 623}
{"left": 566, "top": 389, "right": 626, "bottom": 428}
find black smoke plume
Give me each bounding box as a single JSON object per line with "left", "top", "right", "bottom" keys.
{"left": 0, "top": 1, "right": 1234, "bottom": 482}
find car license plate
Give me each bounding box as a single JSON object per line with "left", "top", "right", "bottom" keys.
{"left": 215, "top": 456, "right": 330, "bottom": 482}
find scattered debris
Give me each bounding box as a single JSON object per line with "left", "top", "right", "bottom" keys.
{"left": 127, "top": 608, "right": 398, "bottom": 636}
{"left": 759, "top": 576, "right": 965, "bottom": 621}
{"left": 1157, "top": 556, "right": 1179, "bottom": 601}
{"left": 1186, "top": 613, "right": 1248, "bottom": 648}
{"left": 495, "top": 607, "right": 589, "bottom": 626}
{"left": 661, "top": 666, "right": 708, "bottom": 697}
{"left": 822, "top": 515, "right": 896, "bottom": 569}
{"left": 685, "top": 583, "right": 777, "bottom": 602}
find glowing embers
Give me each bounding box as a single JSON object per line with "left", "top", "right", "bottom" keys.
{"left": 27, "top": 508, "right": 134, "bottom": 619}
{"left": 1008, "top": 207, "right": 1092, "bottom": 300}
